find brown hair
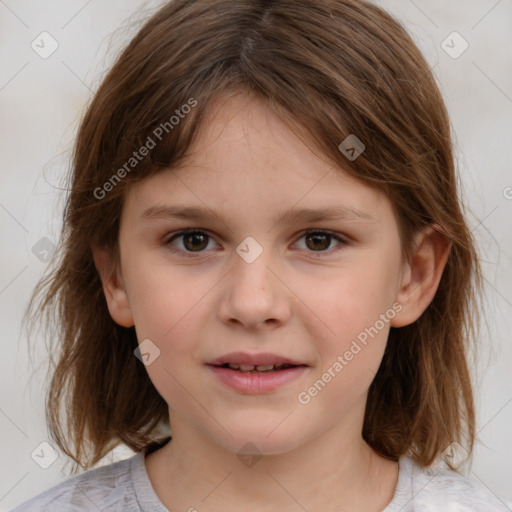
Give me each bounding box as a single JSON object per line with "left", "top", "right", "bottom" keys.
{"left": 25, "top": 0, "right": 482, "bottom": 474}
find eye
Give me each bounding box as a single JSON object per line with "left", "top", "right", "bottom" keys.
{"left": 162, "top": 228, "right": 347, "bottom": 257}
{"left": 163, "top": 229, "right": 218, "bottom": 255}
{"left": 295, "top": 229, "right": 346, "bottom": 255}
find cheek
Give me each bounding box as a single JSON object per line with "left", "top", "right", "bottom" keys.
{"left": 295, "top": 255, "right": 398, "bottom": 376}
{"left": 298, "top": 277, "right": 393, "bottom": 412}
{"left": 124, "top": 262, "right": 208, "bottom": 406}
{"left": 305, "top": 260, "right": 397, "bottom": 333}
{"left": 123, "top": 260, "right": 224, "bottom": 387}
{"left": 124, "top": 256, "right": 207, "bottom": 338}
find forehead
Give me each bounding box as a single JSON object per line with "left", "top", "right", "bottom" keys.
{"left": 123, "top": 93, "right": 394, "bottom": 227}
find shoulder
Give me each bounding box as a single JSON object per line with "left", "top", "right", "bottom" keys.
{"left": 10, "top": 453, "right": 141, "bottom": 512}
{"left": 386, "top": 456, "right": 512, "bottom": 512}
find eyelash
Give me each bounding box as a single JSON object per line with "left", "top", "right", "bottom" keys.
{"left": 162, "top": 228, "right": 348, "bottom": 258}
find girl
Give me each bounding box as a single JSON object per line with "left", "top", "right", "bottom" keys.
{"left": 14, "top": 0, "right": 510, "bottom": 510}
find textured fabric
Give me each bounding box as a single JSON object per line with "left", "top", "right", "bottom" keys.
{"left": 10, "top": 450, "right": 511, "bottom": 511}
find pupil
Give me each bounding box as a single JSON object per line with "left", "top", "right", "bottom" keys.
{"left": 184, "top": 232, "right": 208, "bottom": 251}
{"left": 306, "top": 232, "right": 329, "bottom": 251}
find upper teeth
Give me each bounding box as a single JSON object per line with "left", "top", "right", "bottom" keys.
{"left": 227, "top": 363, "right": 284, "bottom": 372}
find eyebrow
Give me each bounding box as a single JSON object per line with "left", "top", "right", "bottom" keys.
{"left": 141, "top": 204, "right": 376, "bottom": 225}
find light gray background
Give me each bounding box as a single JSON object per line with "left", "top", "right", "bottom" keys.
{"left": 1, "top": 0, "right": 511, "bottom": 510}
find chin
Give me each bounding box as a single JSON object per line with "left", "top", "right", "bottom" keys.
{"left": 209, "top": 423, "right": 308, "bottom": 458}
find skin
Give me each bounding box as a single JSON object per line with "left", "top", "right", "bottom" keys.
{"left": 93, "top": 92, "right": 450, "bottom": 511}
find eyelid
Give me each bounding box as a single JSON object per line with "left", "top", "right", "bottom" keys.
{"left": 162, "top": 227, "right": 348, "bottom": 258}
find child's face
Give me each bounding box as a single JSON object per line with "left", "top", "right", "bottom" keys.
{"left": 109, "top": 93, "right": 411, "bottom": 455}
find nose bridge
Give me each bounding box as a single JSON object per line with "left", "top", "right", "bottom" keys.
{"left": 218, "top": 234, "right": 289, "bottom": 327}
{"left": 232, "top": 234, "right": 274, "bottom": 291}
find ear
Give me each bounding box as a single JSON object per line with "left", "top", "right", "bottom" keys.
{"left": 91, "top": 242, "right": 134, "bottom": 328}
{"left": 390, "top": 225, "right": 451, "bottom": 328}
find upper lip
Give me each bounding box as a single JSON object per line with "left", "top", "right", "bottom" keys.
{"left": 207, "top": 351, "right": 308, "bottom": 367}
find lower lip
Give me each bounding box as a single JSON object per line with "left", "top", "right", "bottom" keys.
{"left": 206, "top": 365, "right": 308, "bottom": 394}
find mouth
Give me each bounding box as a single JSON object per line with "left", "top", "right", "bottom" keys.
{"left": 206, "top": 359, "right": 309, "bottom": 394}
{"left": 207, "top": 351, "right": 308, "bottom": 369}
{"left": 205, "top": 352, "right": 309, "bottom": 393}
{"left": 212, "top": 362, "right": 304, "bottom": 373}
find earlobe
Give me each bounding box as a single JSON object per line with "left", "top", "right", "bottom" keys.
{"left": 91, "top": 242, "right": 135, "bottom": 328}
{"left": 390, "top": 225, "right": 451, "bottom": 328}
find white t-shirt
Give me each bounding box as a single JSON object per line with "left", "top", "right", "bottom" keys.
{"left": 10, "top": 448, "right": 511, "bottom": 511}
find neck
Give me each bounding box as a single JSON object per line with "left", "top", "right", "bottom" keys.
{"left": 145, "top": 412, "right": 399, "bottom": 512}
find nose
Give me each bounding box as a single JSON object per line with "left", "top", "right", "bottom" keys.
{"left": 217, "top": 240, "right": 291, "bottom": 330}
